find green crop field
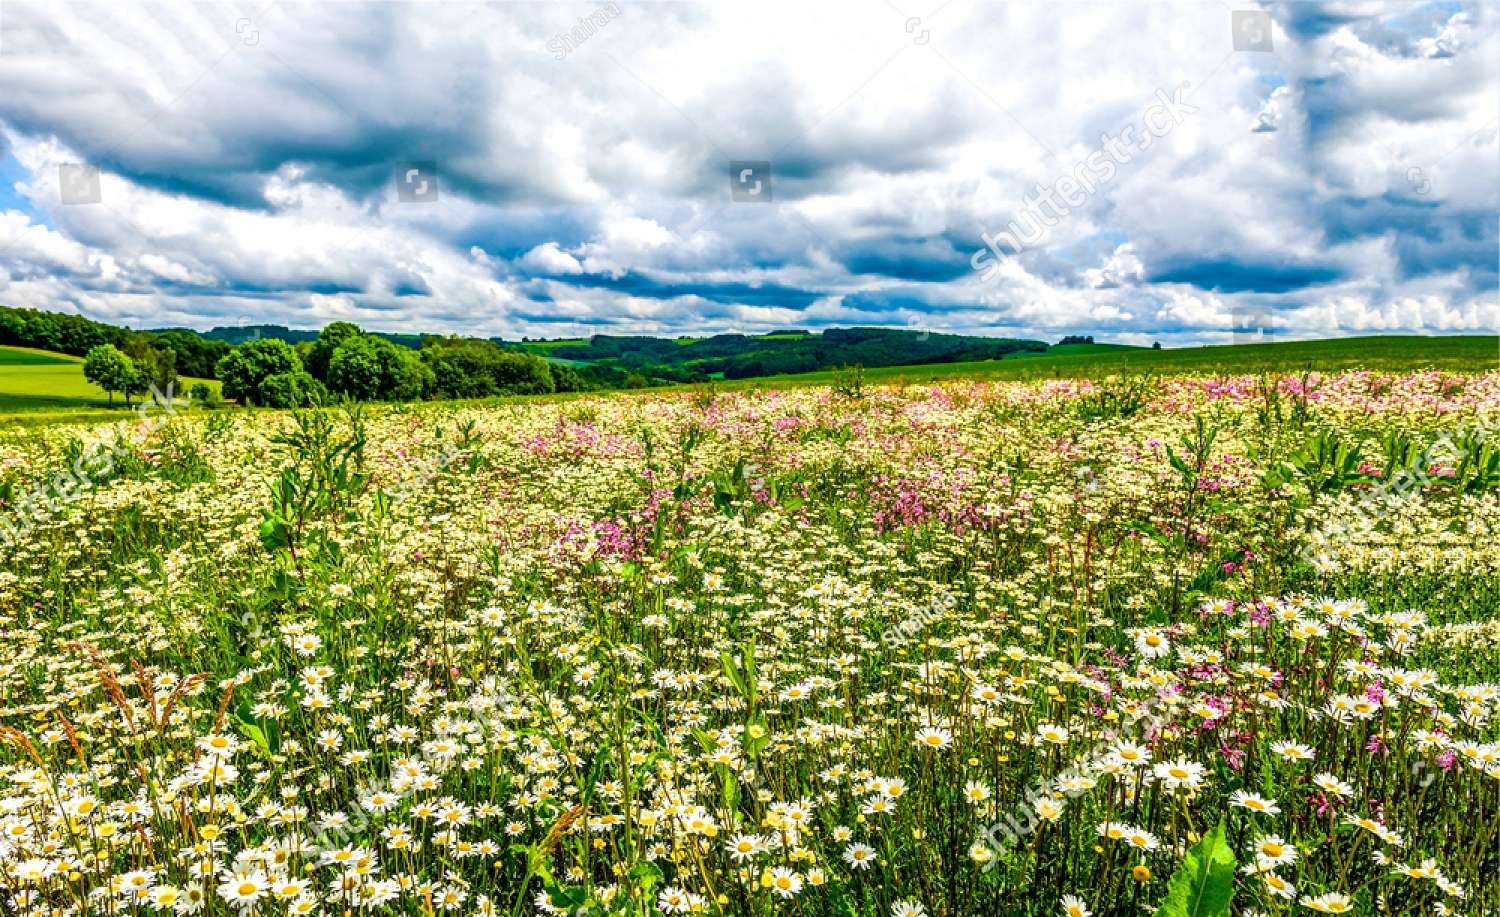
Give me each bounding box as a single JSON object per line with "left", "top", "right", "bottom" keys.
{"left": 716, "top": 335, "right": 1500, "bottom": 390}
{"left": 0, "top": 345, "right": 219, "bottom": 426}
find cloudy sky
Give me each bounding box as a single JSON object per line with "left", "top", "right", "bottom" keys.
{"left": 0, "top": 1, "right": 1496, "bottom": 344}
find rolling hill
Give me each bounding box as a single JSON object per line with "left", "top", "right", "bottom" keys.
{"left": 709, "top": 335, "right": 1500, "bottom": 389}
{"left": 0, "top": 345, "right": 219, "bottom": 423}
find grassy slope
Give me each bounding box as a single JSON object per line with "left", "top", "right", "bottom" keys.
{"left": 712, "top": 335, "right": 1500, "bottom": 389}
{"left": 0, "top": 345, "right": 220, "bottom": 424}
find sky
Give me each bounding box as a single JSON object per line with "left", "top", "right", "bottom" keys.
{"left": 0, "top": 0, "right": 1496, "bottom": 346}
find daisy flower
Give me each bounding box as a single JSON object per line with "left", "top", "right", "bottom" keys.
{"left": 1231, "top": 790, "right": 1281, "bottom": 815}
{"left": 1299, "top": 891, "right": 1355, "bottom": 913}
{"left": 1251, "top": 835, "right": 1297, "bottom": 869}
{"left": 1060, "top": 895, "right": 1092, "bottom": 917}
{"left": 914, "top": 727, "right": 953, "bottom": 750}
{"left": 767, "top": 867, "right": 803, "bottom": 898}
{"left": 1152, "top": 759, "right": 1206, "bottom": 790}
{"left": 842, "top": 843, "right": 877, "bottom": 870}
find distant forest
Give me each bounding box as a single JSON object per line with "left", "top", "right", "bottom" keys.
{"left": 0, "top": 305, "right": 1067, "bottom": 404}
{"left": 526, "top": 327, "right": 1048, "bottom": 382}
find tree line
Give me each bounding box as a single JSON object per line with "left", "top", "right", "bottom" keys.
{"left": 1, "top": 306, "right": 230, "bottom": 380}
{"left": 541, "top": 327, "right": 1049, "bottom": 381}
{"left": 209, "top": 323, "right": 592, "bottom": 407}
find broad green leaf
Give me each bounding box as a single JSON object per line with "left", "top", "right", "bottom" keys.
{"left": 719, "top": 651, "right": 746, "bottom": 696}
{"left": 1153, "top": 819, "right": 1235, "bottom": 917}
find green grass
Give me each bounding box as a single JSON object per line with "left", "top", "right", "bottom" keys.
{"left": 520, "top": 338, "right": 587, "bottom": 353}
{"left": 0, "top": 345, "right": 219, "bottom": 425}
{"left": 1006, "top": 342, "right": 1139, "bottom": 359}
{"left": 0, "top": 346, "right": 78, "bottom": 366}
{"left": 707, "top": 335, "right": 1500, "bottom": 390}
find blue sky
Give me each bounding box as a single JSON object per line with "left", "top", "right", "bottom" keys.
{"left": 0, "top": 1, "right": 1495, "bottom": 344}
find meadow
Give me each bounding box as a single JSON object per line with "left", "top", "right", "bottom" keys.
{"left": 0, "top": 346, "right": 220, "bottom": 428}
{"left": 0, "top": 365, "right": 1497, "bottom": 917}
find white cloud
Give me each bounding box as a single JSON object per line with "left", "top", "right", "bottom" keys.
{"left": 519, "top": 242, "right": 584, "bottom": 275}
{"left": 0, "top": 1, "right": 1491, "bottom": 342}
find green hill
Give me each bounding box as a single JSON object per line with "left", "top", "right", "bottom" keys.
{"left": 0, "top": 345, "right": 218, "bottom": 423}
{"left": 518, "top": 327, "right": 1050, "bottom": 382}
{"left": 711, "top": 335, "right": 1499, "bottom": 389}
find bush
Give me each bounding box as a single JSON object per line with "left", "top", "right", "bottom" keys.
{"left": 258, "top": 371, "right": 326, "bottom": 408}
{"left": 216, "top": 339, "right": 303, "bottom": 406}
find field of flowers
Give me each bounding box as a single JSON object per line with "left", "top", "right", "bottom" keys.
{"left": 0, "top": 369, "right": 1497, "bottom": 917}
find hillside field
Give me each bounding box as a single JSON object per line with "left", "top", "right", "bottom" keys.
{"left": 711, "top": 335, "right": 1500, "bottom": 389}
{"left": 0, "top": 345, "right": 220, "bottom": 426}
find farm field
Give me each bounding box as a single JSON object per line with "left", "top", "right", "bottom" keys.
{"left": 0, "top": 345, "right": 220, "bottom": 427}
{"left": 715, "top": 336, "right": 1500, "bottom": 389}
{"left": 0, "top": 366, "right": 1498, "bottom": 917}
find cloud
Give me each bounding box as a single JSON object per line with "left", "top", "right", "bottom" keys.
{"left": 519, "top": 242, "right": 583, "bottom": 275}
{"left": 0, "top": 0, "right": 1493, "bottom": 344}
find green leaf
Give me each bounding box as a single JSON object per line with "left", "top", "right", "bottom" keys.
{"left": 691, "top": 728, "right": 719, "bottom": 755}
{"left": 541, "top": 883, "right": 586, "bottom": 910}
{"left": 257, "top": 516, "right": 288, "bottom": 553}
{"left": 628, "top": 860, "right": 663, "bottom": 897}
{"left": 232, "top": 700, "right": 280, "bottom": 758}
{"left": 1152, "top": 820, "right": 1235, "bottom": 917}
{"left": 237, "top": 720, "right": 270, "bottom": 757}
{"left": 719, "top": 651, "right": 746, "bottom": 696}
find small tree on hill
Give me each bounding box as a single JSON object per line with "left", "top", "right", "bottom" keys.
{"left": 83, "top": 344, "right": 136, "bottom": 407}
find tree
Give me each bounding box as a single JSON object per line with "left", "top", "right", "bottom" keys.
{"left": 304, "top": 322, "right": 366, "bottom": 382}
{"left": 124, "top": 335, "right": 178, "bottom": 398}
{"left": 215, "top": 339, "right": 303, "bottom": 406}
{"left": 154, "top": 329, "right": 231, "bottom": 379}
{"left": 258, "top": 371, "right": 326, "bottom": 408}
{"left": 326, "top": 336, "right": 384, "bottom": 400}
{"left": 550, "top": 363, "right": 589, "bottom": 392}
{"left": 384, "top": 348, "right": 434, "bottom": 401}
{"left": 419, "top": 338, "right": 555, "bottom": 398}
{"left": 83, "top": 344, "right": 136, "bottom": 407}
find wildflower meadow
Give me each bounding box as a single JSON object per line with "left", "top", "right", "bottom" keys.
{"left": 1, "top": 369, "right": 1497, "bottom": 917}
